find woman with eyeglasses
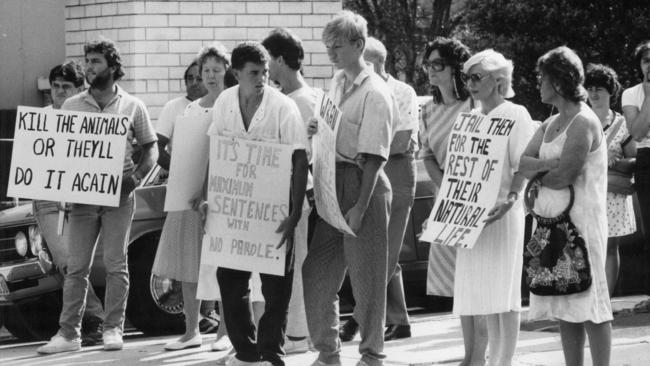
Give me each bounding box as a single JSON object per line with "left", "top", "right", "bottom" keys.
{"left": 585, "top": 64, "right": 637, "bottom": 297}
{"left": 520, "top": 46, "right": 612, "bottom": 366}
{"left": 452, "top": 49, "right": 536, "bottom": 366}
{"left": 418, "top": 37, "right": 488, "bottom": 366}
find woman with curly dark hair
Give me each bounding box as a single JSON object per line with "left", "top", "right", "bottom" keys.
{"left": 418, "top": 37, "right": 487, "bottom": 366}
{"left": 585, "top": 64, "right": 637, "bottom": 296}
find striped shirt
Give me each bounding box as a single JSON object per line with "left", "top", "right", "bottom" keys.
{"left": 61, "top": 84, "right": 157, "bottom": 175}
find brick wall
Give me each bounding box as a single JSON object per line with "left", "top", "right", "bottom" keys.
{"left": 64, "top": 0, "right": 341, "bottom": 121}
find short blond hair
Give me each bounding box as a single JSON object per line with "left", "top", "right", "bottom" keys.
{"left": 463, "top": 49, "right": 515, "bottom": 98}
{"left": 364, "top": 37, "right": 387, "bottom": 64}
{"left": 322, "top": 10, "right": 368, "bottom": 46}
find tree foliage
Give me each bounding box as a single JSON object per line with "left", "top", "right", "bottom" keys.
{"left": 452, "top": 0, "right": 650, "bottom": 120}
{"left": 344, "top": 0, "right": 454, "bottom": 94}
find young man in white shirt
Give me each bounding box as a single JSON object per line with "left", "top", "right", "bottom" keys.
{"left": 302, "top": 11, "right": 394, "bottom": 366}
{"left": 208, "top": 41, "right": 309, "bottom": 366}
{"left": 262, "top": 27, "right": 318, "bottom": 355}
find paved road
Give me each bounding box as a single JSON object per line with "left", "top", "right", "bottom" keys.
{"left": 1, "top": 296, "right": 650, "bottom": 365}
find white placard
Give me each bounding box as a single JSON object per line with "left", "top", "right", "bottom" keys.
{"left": 164, "top": 114, "right": 211, "bottom": 211}
{"left": 7, "top": 106, "right": 127, "bottom": 207}
{"left": 199, "top": 136, "right": 292, "bottom": 276}
{"left": 420, "top": 111, "right": 515, "bottom": 248}
{"left": 312, "top": 92, "right": 356, "bottom": 236}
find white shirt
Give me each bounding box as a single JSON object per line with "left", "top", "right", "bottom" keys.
{"left": 207, "top": 85, "right": 307, "bottom": 152}
{"left": 156, "top": 96, "right": 192, "bottom": 138}
{"left": 386, "top": 75, "right": 418, "bottom": 133}
{"left": 622, "top": 83, "right": 650, "bottom": 147}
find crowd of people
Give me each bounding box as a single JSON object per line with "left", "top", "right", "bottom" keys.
{"left": 26, "top": 8, "right": 650, "bottom": 366}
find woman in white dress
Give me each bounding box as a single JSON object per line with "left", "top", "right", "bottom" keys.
{"left": 152, "top": 43, "right": 231, "bottom": 351}
{"left": 585, "top": 63, "right": 637, "bottom": 295}
{"left": 520, "top": 46, "right": 612, "bottom": 366}
{"left": 452, "top": 49, "right": 536, "bottom": 366}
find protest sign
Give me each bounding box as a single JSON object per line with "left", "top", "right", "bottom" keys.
{"left": 164, "top": 114, "right": 211, "bottom": 211}
{"left": 200, "top": 136, "right": 292, "bottom": 276}
{"left": 420, "top": 111, "right": 516, "bottom": 248}
{"left": 7, "top": 106, "right": 127, "bottom": 207}
{"left": 312, "top": 92, "right": 356, "bottom": 236}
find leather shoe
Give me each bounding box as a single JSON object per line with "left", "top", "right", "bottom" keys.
{"left": 384, "top": 324, "right": 411, "bottom": 341}
{"left": 164, "top": 334, "right": 202, "bottom": 350}
{"left": 339, "top": 318, "right": 359, "bottom": 342}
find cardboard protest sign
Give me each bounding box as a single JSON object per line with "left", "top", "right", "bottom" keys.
{"left": 312, "top": 92, "right": 356, "bottom": 236}
{"left": 7, "top": 106, "right": 127, "bottom": 207}
{"left": 164, "top": 114, "right": 211, "bottom": 212}
{"left": 420, "top": 111, "right": 516, "bottom": 248}
{"left": 200, "top": 136, "right": 292, "bottom": 276}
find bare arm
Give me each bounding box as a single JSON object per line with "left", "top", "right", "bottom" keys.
{"left": 134, "top": 141, "right": 158, "bottom": 180}
{"left": 389, "top": 130, "right": 414, "bottom": 155}
{"left": 276, "top": 149, "right": 309, "bottom": 247}
{"left": 540, "top": 115, "right": 597, "bottom": 189}
{"left": 156, "top": 134, "right": 171, "bottom": 171}
{"left": 612, "top": 136, "right": 637, "bottom": 174}
{"left": 519, "top": 124, "right": 559, "bottom": 179}
{"left": 422, "top": 156, "right": 444, "bottom": 197}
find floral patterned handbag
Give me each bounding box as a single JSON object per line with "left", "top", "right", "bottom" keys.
{"left": 523, "top": 177, "right": 592, "bottom": 296}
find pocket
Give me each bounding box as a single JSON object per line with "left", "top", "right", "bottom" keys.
{"left": 336, "top": 115, "right": 360, "bottom": 161}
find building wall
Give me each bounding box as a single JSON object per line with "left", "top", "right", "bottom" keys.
{"left": 64, "top": 0, "right": 341, "bottom": 121}
{"left": 0, "top": 0, "right": 66, "bottom": 110}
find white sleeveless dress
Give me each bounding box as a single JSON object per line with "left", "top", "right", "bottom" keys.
{"left": 528, "top": 107, "right": 613, "bottom": 324}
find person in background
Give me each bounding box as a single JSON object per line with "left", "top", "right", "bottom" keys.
{"left": 303, "top": 11, "right": 393, "bottom": 366}
{"left": 207, "top": 41, "right": 309, "bottom": 366}
{"left": 34, "top": 61, "right": 105, "bottom": 347}
{"left": 454, "top": 49, "right": 536, "bottom": 366}
{"left": 156, "top": 60, "right": 207, "bottom": 171}
{"left": 585, "top": 64, "right": 637, "bottom": 296}
{"left": 152, "top": 43, "right": 232, "bottom": 352}
{"left": 336, "top": 36, "right": 418, "bottom": 343}
{"left": 37, "top": 39, "right": 158, "bottom": 354}
{"left": 621, "top": 40, "right": 650, "bottom": 312}
{"left": 418, "top": 37, "right": 487, "bottom": 366}
{"left": 521, "top": 46, "right": 612, "bottom": 366}
{"left": 262, "top": 27, "right": 318, "bottom": 355}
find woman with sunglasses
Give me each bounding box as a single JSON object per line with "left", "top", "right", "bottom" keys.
{"left": 520, "top": 46, "right": 612, "bottom": 366}
{"left": 419, "top": 37, "right": 488, "bottom": 366}
{"left": 452, "top": 49, "right": 536, "bottom": 366}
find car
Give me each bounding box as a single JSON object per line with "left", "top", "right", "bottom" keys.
{"left": 0, "top": 166, "right": 186, "bottom": 340}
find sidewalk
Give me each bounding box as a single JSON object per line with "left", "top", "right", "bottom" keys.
{"left": 284, "top": 295, "right": 650, "bottom": 365}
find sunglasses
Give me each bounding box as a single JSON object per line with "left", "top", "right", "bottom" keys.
{"left": 422, "top": 59, "right": 447, "bottom": 72}
{"left": 461, "top": 72, "right": 488, "bottom": 84}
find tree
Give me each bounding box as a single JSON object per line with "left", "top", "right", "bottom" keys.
{"left": 345, "top": 0, "right": 455, "bottom": 94}
{"left": 452, "top": 0, "right": 650, "bottom": 120}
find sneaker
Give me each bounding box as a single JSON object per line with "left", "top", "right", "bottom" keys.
{"left": 211, "top": 334, "right": 233, "bottom": 352}
{"left": 284, "top": 337, "right": 311, "bottom": 354}
{"left": 103, "top": 328, "right": 123, "bottom": 351}
{"left": 81, "top": 316, "right": 104, "bottom": 346}
{"left": 338, "top": 318, "right": 359, "bottom": 342}
{"left": 36, "top": 333, "right": 81, "bottom": 354}
{"left": 199, "top": 310, "right": 220, "bottom": 334}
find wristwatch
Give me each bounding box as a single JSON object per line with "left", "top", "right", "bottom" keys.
{"left": 507, "top": 191, "right": 518, "bottom": 202}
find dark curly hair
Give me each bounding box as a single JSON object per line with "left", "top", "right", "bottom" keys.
{"left": 231, "top": 41, "right": 270, "bottom": 70}
{"left": 536, "top": 46, "right": 587, "bottom": 104}
{"left": 84, "top": 39, "right": 125, "bottom": 81}
{"left": 422, "top": 37, "right": 471, "bottom": 104}
{"left": 49, "top": 60, "right": 85, "bottom": 87}
{"left": 633, "top": 40, "right": 650, "bottom": 80}
{"left": 584, "top": 63, "right": 621, "bottom": 107}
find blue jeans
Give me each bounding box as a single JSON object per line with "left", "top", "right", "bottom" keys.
{"left": 33, "top": 201, "right": 104, "bottom": 321}
{"left": 58, "top": 194, "right": 134, "bottom": 339}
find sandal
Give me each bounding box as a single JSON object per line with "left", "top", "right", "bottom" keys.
{"left": 633, "top": 298, "right": 650, "bottom": 313}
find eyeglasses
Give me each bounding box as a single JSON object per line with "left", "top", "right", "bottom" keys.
{"left": 461, "top": 72, "right": 488, "bottom": 84}
{"left": 422, "top": 59, "right": 447, "bottom": 72}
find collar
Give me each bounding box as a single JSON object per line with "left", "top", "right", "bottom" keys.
{"left": 81, "top": 84, "right": 123, "bottom": 110}
{"left": 235, "top": 85, "right": 270, "bottom": 131}
{"left": 334, "top": 66, "right": 373, "bottom": 88}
